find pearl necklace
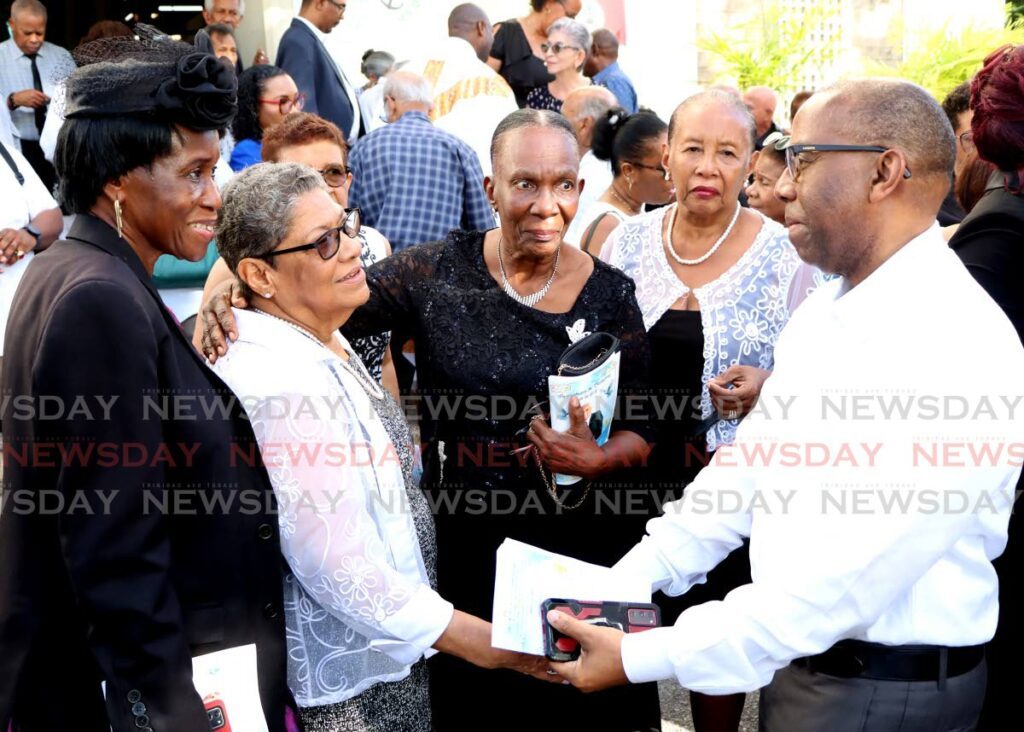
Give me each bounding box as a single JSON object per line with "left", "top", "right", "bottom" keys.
{"left": 497, "top": 235, "right": 560, "bottom": 308}
{"left": 252, "top": 308, "right": 383, "bottom": 400}
{"left": 666, "top": 202, "right": 741, "bottom": 266}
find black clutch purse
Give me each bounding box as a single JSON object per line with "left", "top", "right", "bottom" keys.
{"left": 555, "top": 332, "right": 621, "bottom": 376}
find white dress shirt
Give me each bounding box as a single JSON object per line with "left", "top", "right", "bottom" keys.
{"left": 0, "top": 39, "right": 75, "bottom": 143}
{"left": 578, "top": 149, "right": 613, "bottom": 208}
{"left": 406, "top": 37, "right": 517, "bottom": 176}
{"left": 212, "top": 310, "right": 453, "bottom": 706}
{"left": 296, "top": 16, "right": 361, "bottom": 140}
{"left": 0, "top": 139, "right": 59, "bottom": 357}
{"left": 615, "top": 225, "right": 1024, "bottom": 694}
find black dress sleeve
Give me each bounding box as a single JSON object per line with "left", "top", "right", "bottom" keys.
{"left": 343, "top": 240, "right": 445, "bottom": 340}
{"left": 490, "top": 21, "right": 509, "bottom": 63}
{"left": 600, "top": 269, "right": 655, "bottom": 444}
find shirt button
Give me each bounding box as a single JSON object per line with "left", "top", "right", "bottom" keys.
{"left": 126, "top": 689, "right": 142, "bottom": 704}
{"left": 263, "top": 603, "right": 280, "bottom": 619}
{"left": 131, "top": 702, "right": 147, "bottom": 716}
{"left": 134, "top": 714, "right": 150, "bottom": 728}
{"left": 257, "top": 523, "right": 274, "bottom": 540}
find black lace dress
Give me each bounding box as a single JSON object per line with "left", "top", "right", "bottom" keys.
{"left": 344, "top": 229, "right": 662, "bottom": 731}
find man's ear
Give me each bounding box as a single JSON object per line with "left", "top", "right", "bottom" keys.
{"left": 868, "top": 149, "right": 909, "bottom": 203}
{"left": 483, "top": 175, "right": 496, "bottom": 208}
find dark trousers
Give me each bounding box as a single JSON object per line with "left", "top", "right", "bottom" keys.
{"left": 18, "top": 139, "right": 56, "bottom": 193}
{"left": 760, "top": 658, "right": 986, "bottom": 732}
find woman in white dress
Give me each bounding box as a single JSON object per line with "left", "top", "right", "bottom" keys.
{"left": 564, "top": 108, "right": 675, "bottom": 254}
{"left": 210, "top": 162, "right": 556, "bottom": 732}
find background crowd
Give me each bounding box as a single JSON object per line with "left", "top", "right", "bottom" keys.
{"left": 0, "top": 1, "right": 1022, "bottom": 732}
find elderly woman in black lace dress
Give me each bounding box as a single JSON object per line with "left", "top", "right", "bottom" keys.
{"left": 200, "top": 109, "right": 661, "bottom": 731}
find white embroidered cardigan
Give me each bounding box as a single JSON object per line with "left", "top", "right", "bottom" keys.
{"left": 601, "top": 204, "right": 822, "bottom": 450}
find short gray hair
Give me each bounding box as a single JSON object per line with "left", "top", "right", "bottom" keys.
{"left": 547, "top": 18, "right": 590, "bottom": 70}
{"left": 820, "top": 79, "right": 955, "bottom": 180}
{"left": 669, "top": 89, "right": 757, "bottom": 152}
{"left": 205, "top": 0, "right": 246, "bottom": 13}
{"left": 361, "top": 50, "right": 395, "bottom": 80}
{"left": 383, "top": 71, "right": 433, "bottom": 105}
{"left": 547, "top": 17, "right": 590, "bottom": 51}
{"left": 11, "top": 0, "right": 46, "bottom": 19}
{"left": 217, "top": 162, "right": 326, "bottom": 296}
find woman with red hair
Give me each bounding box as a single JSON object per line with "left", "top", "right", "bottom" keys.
{"left": 947, "top": 44, "right": 1024, "bottom": 730}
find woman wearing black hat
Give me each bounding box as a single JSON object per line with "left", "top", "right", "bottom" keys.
{"left": 0, "top": 31, "right": 296, "bottom": 732}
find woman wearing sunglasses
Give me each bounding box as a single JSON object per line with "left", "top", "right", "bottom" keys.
{"left": 565, "top": 107, "right": 675, "bottom": 254}
{"left": 525, "top": 18, "right": 591, "bottom": 113}
{"left": 208, "top": 162, "right": 558, "bottom": 732}
{"left": 229, "top": 65, "right": 304, "bottom": 172}
{"left": 260, "top": 112, "right": 399, "bottom": 400}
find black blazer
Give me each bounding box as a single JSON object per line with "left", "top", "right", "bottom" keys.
{"left": 948, "top": 179, "right": 1024, "bottom": 344}
{"left": 0, "top": 215, "right": 294, "bottom": 732}
{"left": 275, "top": 18, "right": 359, "bottom": 139}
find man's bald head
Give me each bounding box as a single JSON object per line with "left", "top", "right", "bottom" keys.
{"left": 11, "top": 0, "right": 46, "bottom": 20}
{"left": 448, "top": 3, "right": 493, "bottom": 62}
{"left": 742, "top": 86, "right": 778, "bottom": 137}
{"left": 819, "top": 79, "right": 955, "bottom": 191}
{"left": 584, "top": 28, "right": 619, "bottom": 76}
{"left": 562, "top": 86, "right": 617, "bottom": 152}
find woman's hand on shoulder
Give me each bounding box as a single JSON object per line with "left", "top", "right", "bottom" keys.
{"left": 197, "top": 278, "right": 248, "bottom": 362}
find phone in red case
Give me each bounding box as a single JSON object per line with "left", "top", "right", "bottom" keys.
{"left": 541, "top": 598, "right": 661, "bottom": 662}
{"left": 204, "top": 693, "right": 232, "bottom": 731}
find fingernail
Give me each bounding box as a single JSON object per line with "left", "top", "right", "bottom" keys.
{"left": 547, "top": 610, "right": 561, "bottom": 623}
{"left": 218, "top": 346, "right": 225, "bottom": 355}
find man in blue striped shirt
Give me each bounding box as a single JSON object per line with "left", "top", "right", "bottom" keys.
{"left": 349, "top": 71, "right": 494, "bottom": 252}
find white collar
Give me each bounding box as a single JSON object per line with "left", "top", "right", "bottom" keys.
{"left": 296, "top": 15, "right": 328, "bottom": 41}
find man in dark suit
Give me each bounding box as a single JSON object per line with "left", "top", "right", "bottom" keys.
{"left": 276, "top": 0, "right": 361, "bottom": 140}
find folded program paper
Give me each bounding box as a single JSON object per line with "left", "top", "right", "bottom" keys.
{"left": 491, "top": 538, "right": 650, "bottom": 655}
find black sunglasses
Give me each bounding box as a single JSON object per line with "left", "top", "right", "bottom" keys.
{"left": 784, "top": 143, "right": 912, "bottom": 181}
{"left": 261, "top": 208, "right": 361, "bottom": 261}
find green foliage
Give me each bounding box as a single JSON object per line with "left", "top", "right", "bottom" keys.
{"left": 870, "top": 23, "right": 1024, "bottom": 101}
{"left": 1009, "top": 1, "right": 1024, "bottom": 27}
{"left": 697, "top": 3, "right": 839, "bottom": 91}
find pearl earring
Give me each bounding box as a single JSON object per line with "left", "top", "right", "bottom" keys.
{"left": 263, "top": 292, "right": 272, "bottom": 298}
{"left": 664, "top": 169, "right": 671, "bottom": 182}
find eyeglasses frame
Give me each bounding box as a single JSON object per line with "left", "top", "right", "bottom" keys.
{"left": 257, "top": 92, "right": 307, "bottom": 116}
{"left": 260, "top": 207, "right": 362, "bottom": 261}
{"left": 783, "top": 143, "right": 912, "bottom": 181}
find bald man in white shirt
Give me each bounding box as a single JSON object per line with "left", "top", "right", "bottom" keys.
{"left": 547, "top": 79, "right": 1024, "bottom": 732}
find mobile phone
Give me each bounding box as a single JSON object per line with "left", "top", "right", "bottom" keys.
{"left": 204, "top": 693, "right": 232, "bottom": 731}
{"left": 541, "top": 598, "right": 661, "bottom": 662}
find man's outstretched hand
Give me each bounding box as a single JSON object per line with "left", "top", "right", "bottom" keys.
{"left": 546, "top": 609, "right": 630, "bottom": 693}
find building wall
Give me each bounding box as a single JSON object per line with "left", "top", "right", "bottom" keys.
{"left": 234, "top": 0, "right": 1006, "bottom": 126}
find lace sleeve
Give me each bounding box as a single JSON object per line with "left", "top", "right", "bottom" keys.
{"left": 249, "top": 383, "right": 453, "bottom": 663}
{"left": 785, "top": 262, "right": 828, "bottom": 314}
{"left": 343, "top": 240, "right": 445, "bottom": 340}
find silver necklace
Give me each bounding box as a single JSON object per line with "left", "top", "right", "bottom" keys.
{"left": 666, "top": 202, "right": 741, "bottom": 266}
{"left": 252, "top": 308, "right": 383, "bottom": 400}
{"left": 497, "top": 235, "right": 560, "bottom": 308}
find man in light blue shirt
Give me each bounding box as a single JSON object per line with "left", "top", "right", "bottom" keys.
{"left": 0, "top": 0, "right": 74, "bottom": 190}
{"left": 584, "top": 29, "right": 637, "bottom": 114}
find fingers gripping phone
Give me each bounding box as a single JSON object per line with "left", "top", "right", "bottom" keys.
{"left": 541, "top": 598, "right": 661, "bottom": 662}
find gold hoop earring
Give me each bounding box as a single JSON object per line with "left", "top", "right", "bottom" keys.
{"left": 114, "top": 199, "right": 124, "bottom": 239}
